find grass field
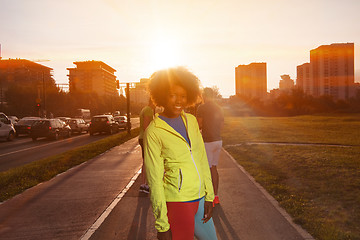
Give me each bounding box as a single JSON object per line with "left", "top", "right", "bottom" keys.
{"left": 222, "top": 114, "right": 360, "bottom": 240}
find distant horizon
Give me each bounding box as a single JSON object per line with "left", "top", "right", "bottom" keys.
{"left": 1, "top": 0, "right": 360, "bottom": 97}
{"left": 1, "top": 50, "right": 359, "bottom": 98}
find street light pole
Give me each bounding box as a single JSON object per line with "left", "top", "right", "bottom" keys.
{"left": 42, "top": 71, "right": 46, "bottom": 118}
{"left": 0, "top": 72, "right": 3, "bottom": 112}
{"left": 126, "top": 83, "right": 131, "bottom": 134}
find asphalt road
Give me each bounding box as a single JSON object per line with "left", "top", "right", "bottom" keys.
{"left": 0, "top": 138, "right": 143, "bottom": 240}
{"left": 0, "top": 118, "right": 139, "bottom": 172}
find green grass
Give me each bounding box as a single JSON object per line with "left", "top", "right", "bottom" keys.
{"left": 223, "top": 114, "right": 360, "bottom": 146}
{"left": 223, "top": 115, "right": 360, "bottom": 240}
{"left": 0, "top": 128, "right": 139, "bottom": 202}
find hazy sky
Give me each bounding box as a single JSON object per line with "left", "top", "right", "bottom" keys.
{"left": 1, "top": 0, "right": 359, "bottom": 97}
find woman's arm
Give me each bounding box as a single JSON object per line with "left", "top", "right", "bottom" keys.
{"left": 194, "top": 118, "right": 215, "bottom": 202}
{"left": 143, "top": 115, "right": 153, "bottom": 130}
{"left": 144, "top": 128, "right": 171, "bottom": 233}
{"left": 202, "top": 201, "right": 214, "bottom": 223}
{"left": 157, "top": 229, "right": 172, "bottom": 240}
{"left": 194, "top": 117, "right": 215, "bottom": 222}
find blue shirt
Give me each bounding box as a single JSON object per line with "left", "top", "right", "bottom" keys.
{"left": 159, "top": 115, "right": 190, "bottom": 146}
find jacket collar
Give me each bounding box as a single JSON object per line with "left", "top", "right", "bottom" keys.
{"left": 153, "top": 111, "right": 190, "bottom": 140}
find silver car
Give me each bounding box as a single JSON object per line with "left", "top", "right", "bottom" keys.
{"left": 68, "top": 118, "right": 89, "bottom": 134}
{"left": 0, "top": 112, "right": 16, "bottom": 141}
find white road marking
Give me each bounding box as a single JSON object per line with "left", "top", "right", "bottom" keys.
{"left": 80, "top": 168, "right": 142, "bottom": 240}
{"left": 0, "top": 135, "right": 85, "bottom": 157}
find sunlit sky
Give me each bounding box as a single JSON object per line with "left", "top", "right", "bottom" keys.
{"left": 1, "top": 0, "right": 360, "bottom": 97}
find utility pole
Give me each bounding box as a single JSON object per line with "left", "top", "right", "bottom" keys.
{"left": 0, "top": 72, "right": 3, "bottom": 112}
{"left": 42, "top": 71, "right": 46, "bottom": 118}
{"left": 126, "top": 83, "right": 131, "bottom": 134}
{"left": 0, "top": 46, "right": 2, "bottom": 111}
{"left": 33, "top": 59, "right": 50, "bottom": 118}
{"left": 36, "top": 85, "right": 41, "bottom": 117}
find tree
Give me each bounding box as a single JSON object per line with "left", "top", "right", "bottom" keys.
{"left": 203, "top": 86, "right": 222, "bottom": 99}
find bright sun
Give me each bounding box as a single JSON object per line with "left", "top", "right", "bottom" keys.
{"left": 150, "top": 37, "right": 182, "bottom": 70}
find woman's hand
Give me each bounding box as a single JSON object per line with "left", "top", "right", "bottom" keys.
{"left": 157, "top": 229, "right": 172, "bottom": 240}
{"left": 202, "top": 201, "right": 213, "bottom": 223}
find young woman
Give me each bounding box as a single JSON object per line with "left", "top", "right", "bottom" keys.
{"left": 144, "top": 67, "right": 218, "bottom": 240}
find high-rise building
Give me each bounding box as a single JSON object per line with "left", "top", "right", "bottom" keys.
{"left": 296, "top": 63, "right": 312, "bottom": 95}
{"left": 68, "top": 61, "right": 118, "bottom": 97}
{"left": 0, "top": 59, "right": 53, "bottom": 87}
{"left": 279, "top": 74, "right": 294, "bottom": 92}
{"left": 235, "top": 62, "right": 267, "bottom": 99}
{"left": 0, "top": 59, "right": 54, "bottom": 107}
{"left": 130, "top": 78, "right": 150, "bottom": 105}
{"left": 310, "top": 43, "right": 354, "bottom": 100}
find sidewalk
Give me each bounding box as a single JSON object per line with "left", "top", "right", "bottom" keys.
{"left": 0, "top": 137, "right": 314, "bottom": 240}
{"left": 89, "top": 148, "right": 314, "bottom": 240}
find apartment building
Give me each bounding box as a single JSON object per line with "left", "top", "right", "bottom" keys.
{"left": 0, "top": 59, "right": 53, "bottom": 87}
{"left": 296, "top": 63, "right": 312, "bottom": 95}
{"left": 235, "top": 62, "right": 267, "bottom": 99}
{"left": 68, "top": 61, "right": 118, "bottom": 97}
{"left": 129, "top": 78, "right": 150, "bottom": 105}
{"left": 310, "top": 43, "right": 354, "bottom": 100}
{"left": 0, "top": 59, "right": 54, "bottom": 106}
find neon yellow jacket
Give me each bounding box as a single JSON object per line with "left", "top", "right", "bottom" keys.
{"left": 144, "top": 112, "right": 214, "bottom": 232}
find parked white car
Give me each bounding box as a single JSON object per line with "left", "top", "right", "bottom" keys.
{"left": 0, "top": 112, "right": 16, "bottom": 141}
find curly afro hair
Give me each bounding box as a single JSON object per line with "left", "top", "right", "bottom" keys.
{"left": 148, "top": 67, "right": 202, "bottom": 107}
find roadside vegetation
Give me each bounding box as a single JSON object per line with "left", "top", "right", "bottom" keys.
{"left": 0, "top": 128, "right": 139, "bottom": 202}
{"left": 222, "top": 114, "right": 360, "bottom": 240}
{"left": 227, "top": 90, "right": 360, "bottom": 117}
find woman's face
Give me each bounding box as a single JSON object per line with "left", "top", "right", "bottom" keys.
{"left": 162, "top": 84, "right": 187, "bottom": 118}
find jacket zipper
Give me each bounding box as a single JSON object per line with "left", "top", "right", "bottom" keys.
{"left": 157, "top": 113, "right": 201, "bottom": 197}
{"left": 184, "top": 115, "right": 201, "bottom": 198}
{"left": 178, "top": 169, "right": 183, "bottom": 192}
{"left": 188, "top": 146, "right": 201, "bottom": 198}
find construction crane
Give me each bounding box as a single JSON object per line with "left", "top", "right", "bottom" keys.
{"left": 32, "top": 59, "right": 50, "bottom": 62}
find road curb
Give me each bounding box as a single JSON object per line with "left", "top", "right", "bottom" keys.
{"left": 222, "top": 148, "right": 315, "bottom": 240}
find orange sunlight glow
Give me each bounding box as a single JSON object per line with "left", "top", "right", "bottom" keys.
{"left": 150, "top": 37, "right": 183, "bottom": 70}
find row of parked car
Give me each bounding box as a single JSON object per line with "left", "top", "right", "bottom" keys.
{"left": 0, "top": 113, "right": 17, "bottom": 141}
{"left": 0, "top": 112, "right": 131, "bottom": 142}
{"left": 88, "top": 114, "right": 131, "bottom": 135}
